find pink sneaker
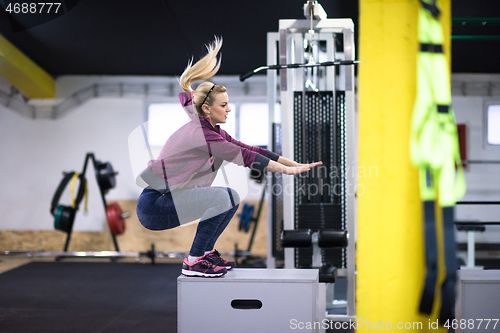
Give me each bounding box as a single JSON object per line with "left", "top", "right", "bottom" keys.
{"left": 205, "top": 249, "right": 237, "bottom": 270}
{"left": 181, "top": 256, "right": 227, "bottom": 277}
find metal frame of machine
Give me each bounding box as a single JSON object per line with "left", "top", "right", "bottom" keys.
{"left": 266, "top": 17, "right": 357, "bottom": 321}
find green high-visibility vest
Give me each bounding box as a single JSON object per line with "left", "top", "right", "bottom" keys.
{"left": 410, "top": 0, "right": 466, "bottom": 206}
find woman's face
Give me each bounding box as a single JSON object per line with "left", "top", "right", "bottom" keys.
{"left": 204, "top": 92, "right": 231, "bottom": 126}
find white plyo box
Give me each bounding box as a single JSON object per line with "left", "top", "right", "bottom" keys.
{"left": 456, "top": 270, "right": 500, "bottom": 333}
{"left": 178, "top": 268, "right": 319, "bottom": 333}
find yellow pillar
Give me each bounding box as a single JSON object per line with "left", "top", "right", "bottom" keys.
{"left": 0, "top": 34, "right": 55, "bottom": 98}
{"left": 357, "top": 0, "right": 450, "bottom": 331}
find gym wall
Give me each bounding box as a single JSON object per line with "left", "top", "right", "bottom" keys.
{"left": 0, "top": 74, "right": 266, "bottom": 233}
{"left": 452, "top": 87, "right": 500, "bottom": 244}
{"left": 1, "top": 74, "right": 499, "bottom": 243}
{"left": 0, "top": 91, "right": 142, "bottom": 231}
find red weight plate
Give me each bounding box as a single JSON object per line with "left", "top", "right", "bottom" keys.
{"left": 107, "top": 203, "right": 126, "bottom": 235}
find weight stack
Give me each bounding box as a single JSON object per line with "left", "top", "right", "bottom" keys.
{"left": 335, "top": 91, "right": 346, "bottom": 212}
{"left": 296, "top": 203, "right": 343, "bottom": 268}
{"left": 293, "top": 91, "right": 347, "bottom": 269}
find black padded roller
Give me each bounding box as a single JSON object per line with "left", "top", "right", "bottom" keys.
{"left": 319, "top": 266, "right": 337, "bottom": 283}
{"left": 456, "top": 225, "right": 486, "bottom": 232}
{"left": 318, "top": 229, "right": 348, "bottom": 248}
{"left": 281, "top": 229, "right": 312, "bottom": 248}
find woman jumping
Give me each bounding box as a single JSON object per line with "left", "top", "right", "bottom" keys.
{"left": 136, "top": 37, "right": 322, "bottom": 277}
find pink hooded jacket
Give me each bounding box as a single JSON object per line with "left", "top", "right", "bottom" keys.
{"left": 144, "top": 92, "right": 279, "bottom": 191}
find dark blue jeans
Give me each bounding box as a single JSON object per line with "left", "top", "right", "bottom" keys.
{"left": 136, "top": 187, "right": 240, "bottom": 257}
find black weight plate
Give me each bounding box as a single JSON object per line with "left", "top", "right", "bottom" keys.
{"left": 95, "top": 161, "right": 116, "bottom": 192}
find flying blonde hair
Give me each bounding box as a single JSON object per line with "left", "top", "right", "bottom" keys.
{"left": 179, "top": 37, "right": 227, "bottom": 117}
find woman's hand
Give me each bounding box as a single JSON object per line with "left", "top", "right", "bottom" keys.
{"left": 283, "top": 165, "right": 312, "bottom": 175}
{"left": 285, "top": 161, "right": 323, "bottom": 175}
{"left": 297, "top": 161, "right": 323, "bottom": 168}
{"left": 267, "top": 160, "right": 323, "bottom": 175}
{"left": 277, "top": 156, "right": 323, "bottom": 169}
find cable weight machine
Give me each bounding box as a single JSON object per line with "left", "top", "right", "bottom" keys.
{"left": 259, "top": 1, "right": 358, "bottom": 322}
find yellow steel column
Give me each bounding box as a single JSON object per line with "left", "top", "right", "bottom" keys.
{"left": 0, "top": 34, "right": 55, "bottom": 98}
{"left": 357, "top": 0, "right": 450, "bottom": 331}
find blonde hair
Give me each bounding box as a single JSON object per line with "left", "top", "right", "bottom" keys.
{"left": 179, "top": 37, "right": 227, "bottom": 117}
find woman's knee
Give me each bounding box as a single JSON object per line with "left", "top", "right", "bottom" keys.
{"left": 227, "top": 187, "right": 240, "bottom": 207}
{"left": 209, "top": 187, "right": 239, "bottom": 208}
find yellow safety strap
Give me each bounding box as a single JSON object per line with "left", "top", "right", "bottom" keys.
{"left": 70, "top": 173, "right": 88, "bottom": 211}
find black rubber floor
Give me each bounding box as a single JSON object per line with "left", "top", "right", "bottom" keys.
{"left": 0, "top": 262, "right": 179, "bottom": 333}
